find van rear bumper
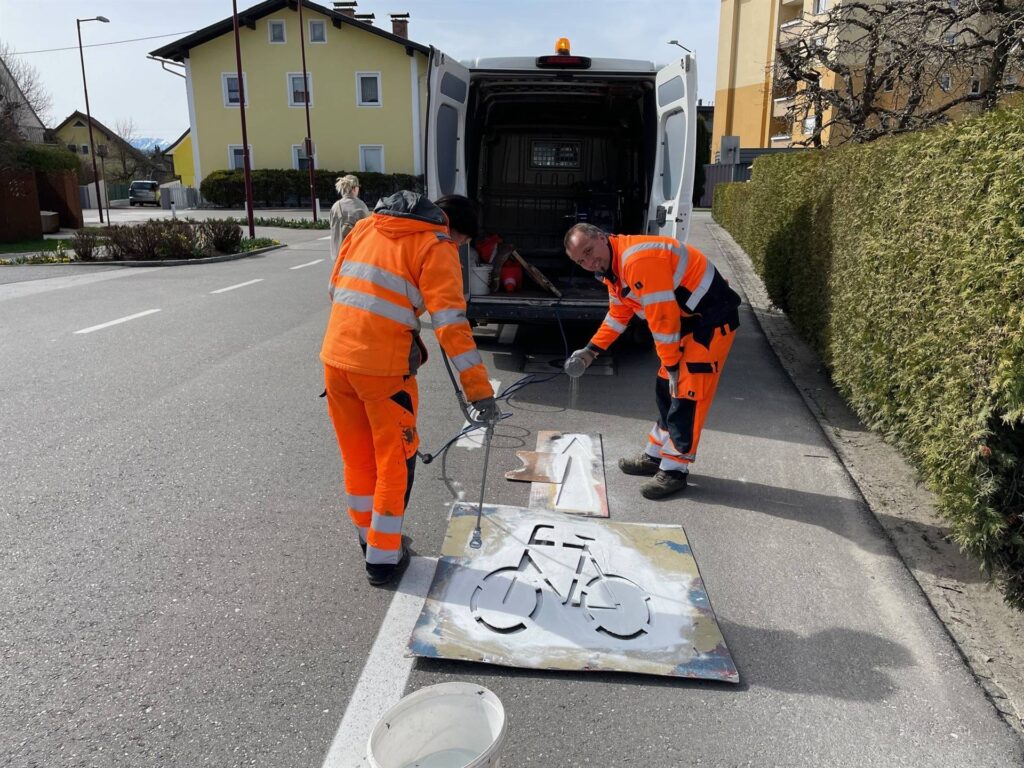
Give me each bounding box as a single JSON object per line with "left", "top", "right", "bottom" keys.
{"left": 467, "top": 294, "right": 607, "bottom": 323}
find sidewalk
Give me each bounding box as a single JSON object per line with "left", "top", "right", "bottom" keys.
{"left": 700, "top": 211, "right": 1024, "bottom": 735}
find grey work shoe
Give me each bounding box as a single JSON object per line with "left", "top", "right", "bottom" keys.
{"left": 365, "top": 546, "right": 409, "bottom": 587}
{"left": 618, "top": 453, "right": 661, "bottom": 476}
{"left": 640, "top": 470, "right": 689, "bottom": 500}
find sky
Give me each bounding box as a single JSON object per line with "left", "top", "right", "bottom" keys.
{"left": 0, "top": 0, "right": 721, "bottom": 144}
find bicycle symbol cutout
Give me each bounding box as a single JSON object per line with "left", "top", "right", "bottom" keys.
{"left": 469, "top": 524, "right": 652, "bottom": 640}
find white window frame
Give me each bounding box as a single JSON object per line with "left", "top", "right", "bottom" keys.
{"left": 938, "top": 73, "right": 952, "bottom": 92}
{"left": 228, "top": 144, "right": 254, "bottom": 171}
{"left": 356, "top": 71, "right": 382, "bottom": 107}
{"left": 221, "top": 72, "right": 248, "bottom": 107}
{"left": 359, "top": 144, "right": 385, "bottom": 173}
{"left": 803, "top": 115, "right": 817, "bottom": 135}
{"left": 81, "top": 144, "right": 89, "bottom": 154}
{"left": 268, "top": 19, "right": 286, "bottom": 44}
{"left": 291, "top": 143, "right": 319, "bottom": 170}
{"left": 814, "top": 0, "right": 829, "bottom": 14}
{"left": 287, "top": 72, "right": 313, "bottom": 108}
{"left": 969, "top": 77, "right": 981, "bottom": 95}
{"left": 309, "top": 19, "right": 327, "bottom": 43}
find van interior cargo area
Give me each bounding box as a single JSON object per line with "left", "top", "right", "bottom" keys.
{"left": 467, "top": 75, "right": 657, "bottom": 307}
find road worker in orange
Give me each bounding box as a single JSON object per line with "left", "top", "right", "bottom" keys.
{"left": 322, "top": 192, "right": 498, "bottom": 585}
{"left": 564, "top": 223, "right": 741, "bottom": 499}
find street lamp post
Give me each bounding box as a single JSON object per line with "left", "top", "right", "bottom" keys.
{"left": 77, "top": 15, "right": 110, "bottom": 224}
{"left": 231, "top": 0, "right": 256, "bottom": 238}
{"left": 297, "top": 0, "right": 318, "bottom": 221}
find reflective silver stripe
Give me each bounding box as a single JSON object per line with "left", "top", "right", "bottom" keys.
{"left": 365, "top": 544, "right": 402, "bottom": 565}
{"left": 641, "top": 289, "right": 676, "bottom": 307}
{"left": 652, "top": 331, "right": 680, "bottom": 344}
{"left": 356, "top": 527, "right": 368, "bottom": 543}
{"left": 685, "top": 263, "right": 717, "bottom": 310}
{"left": 328, "top": 283, "right": 335, "bottom": 300}
{"left": 634, "top": 307, "right": 647, "bottom": 320}
{"left": 431, "top": 308, "right": 468, "bottom": 329}
{"left": 450, "top": 348, "right": 483, "bottom": 371}
{"left": 371, "top": 511, "right": 405, "bottom": 534}
{"left": 672, "top": 245, "right": 690, "bottom": 286}
{"left": 340, "top": 260, "right": 424, "bottom": 309}
{"left": 659, "top": 455, "right": 691, "bottom": 472}
{"left": 609, "top": 295, "right": 623, "bottom": 305}
{"left": 621, "top": 241, "right": 680, "bottom": 268}
{"left": 602, "top": 313, "right": 627, "bottom": 334}
{"left": 347, "top": 494, "right": 373, "bottom": 511}
{"left": 334, "top": 288, "right": 419, "bottom": 329}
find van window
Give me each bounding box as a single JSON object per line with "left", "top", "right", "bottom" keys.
{"left": 662, "top": 111, "right": 685, "bottom": 199}
{"left": 436, "top": 104, "right": 460, "bottom": 195}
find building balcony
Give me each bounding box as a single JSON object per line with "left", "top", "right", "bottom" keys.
{"left": 778, "top": 19, "right": 805, "bottom": 48}
{"left": 772, "top": 95, "right": 795, "bottom": 118}
{"left": 770, "top": 133, "right": 793, "bottom": 148}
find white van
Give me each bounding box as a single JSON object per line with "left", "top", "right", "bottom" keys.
{"left": 424, "top": 41, "right": 698, "bottom": 323}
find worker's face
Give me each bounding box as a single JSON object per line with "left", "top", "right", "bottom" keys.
{"left": 566, "top": 232, "right": 611, "bottom": 273}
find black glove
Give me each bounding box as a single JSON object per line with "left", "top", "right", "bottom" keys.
{"left": 471, "top": 396, "right": 500, "bottom": 425}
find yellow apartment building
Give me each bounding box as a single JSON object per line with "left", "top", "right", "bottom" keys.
{"left": 712, "top": 0, "right": 1017, "bottom": 158}
{"left": 150, "top": 0, "right": 429, "bottom": 189}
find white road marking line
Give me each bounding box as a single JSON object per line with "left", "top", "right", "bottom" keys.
{"left": 456, "top": 378, "right": 501, "bottom": 449}
{"left": 317, "top": 235, "right": 332, "bottom": 240}
{"left": 210, "top": 278, "right": 264, "bottom": 294}
{"left": 290, "top": 259, "right": 324, "bottom": 270}
{"left": 73, "top": 309, "right": 161, "bottom": 335}
{"left": 321, "top": 556, "right": 438, "bottom": 768}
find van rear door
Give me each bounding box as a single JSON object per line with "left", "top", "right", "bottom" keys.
{"left": 647, "top": 55, "right": 698, "bottom": 242}
{"left": 425, "top": 48, "right": 470, "bottom": 199}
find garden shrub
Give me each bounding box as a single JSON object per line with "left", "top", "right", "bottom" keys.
{"left": 70, "top": 229, "right": 102, "bottom": 261}
{"left": 713, "top": 106, "right": 1024, "bottom": 608}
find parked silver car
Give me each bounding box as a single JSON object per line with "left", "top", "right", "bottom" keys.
{"left": 128, "top": 180, "right": 160, "bottom": 207}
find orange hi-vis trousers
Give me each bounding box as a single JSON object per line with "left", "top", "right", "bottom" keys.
{"left": 324, "top": 365, "right": 419, "bottom": 566}
{"left": 646, "top": 322, "right": 737, "bottom": 472}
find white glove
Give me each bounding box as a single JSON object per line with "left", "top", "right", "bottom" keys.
{"left": 668, "top": 369, "right": 680, "bottom": 398}
{"left": 564, "top": 347, "right": 597, "bottom": 377}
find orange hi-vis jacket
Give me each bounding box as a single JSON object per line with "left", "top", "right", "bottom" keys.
{"left": 321, "top": 192, "right": 493, "bottom": 403}
{"left": 587, "top": 234, "right": 741, "bottom": 372}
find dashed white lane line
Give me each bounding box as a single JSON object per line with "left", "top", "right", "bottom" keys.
{"left": 318, "top": 235, "right": 332, "bottom": 240}
{"left": 73, "top": 308, "right": 162, "bottom": 335}
{"left": 321, "top": 556, "right": 438, "bottom": 768}
{"left": 290, "top": 259, "right": 324, "bottom": 270}
{"left": 210, "top": 278, "right": 264, "bottom": 294}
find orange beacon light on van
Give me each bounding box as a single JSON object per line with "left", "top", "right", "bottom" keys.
{"left": 537, "top": 38, "right": 591, "bottom": 68}
{"left": 556, "top": 37, "right": 571, "bottom": 55}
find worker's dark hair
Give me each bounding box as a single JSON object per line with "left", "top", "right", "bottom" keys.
{"left": 434, "top": 194, "right": 479, "bottom": 240}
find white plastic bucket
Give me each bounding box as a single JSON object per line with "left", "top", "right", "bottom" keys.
{"left": 367, "top": 682, "right": 507, "bottom": 768}
{"left": 469, "top": 265, "right": 493, "bottom": 296}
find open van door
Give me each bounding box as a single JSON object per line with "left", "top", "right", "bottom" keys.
{"left": 647, "top": 55, "right": 698, "bottom": 242}
{"left": 425, "top": 47, "right": 470, "bottom": 199}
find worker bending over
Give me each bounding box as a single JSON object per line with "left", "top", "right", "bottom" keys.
{"left": 321, "top": 192, "right": 498, "bottom": 585}
{"left": 564, "top": 223, "right": 741, "bottom": 499}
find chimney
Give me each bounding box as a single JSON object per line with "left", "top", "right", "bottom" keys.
{"left": 333, "top": 1, "right": 356, "bottom": 17}
{"left": 354, "top": 12, "right": 375, "bottom": 24}
{"left": 390, "top": 13, "right": 409, "bottom": 39}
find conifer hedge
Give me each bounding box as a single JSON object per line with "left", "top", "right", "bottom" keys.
{"left": 199, "top": 169, "right": 422, "bottom": 209}
{"left": 713, "top": 106, "right": 1024, "bottom": 609}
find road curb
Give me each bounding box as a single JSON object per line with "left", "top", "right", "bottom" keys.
{"left": 705, "top": 215, "right": 1024, "bottom": 738}
{"left": 0, "top": 244, "right": 286, "bottom": 268}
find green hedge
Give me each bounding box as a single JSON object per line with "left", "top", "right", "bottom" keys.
{"left": 199, "top": 168, "right": 423, "bottom": 209}
{"left": 713, "top": 106, "right": 1024, "bottom": 609}
{"left": 0, "top": 142, "right": 78, "bottom": 172}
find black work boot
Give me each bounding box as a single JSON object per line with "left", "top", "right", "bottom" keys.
{"left": 365, "top": 546, "right": 409, "bottom": 587}
{"left": 618, "top": 453, "right": 661, "bottom": 476}
{"left": 640, "top": 470, "right": 689, "bottom": 499}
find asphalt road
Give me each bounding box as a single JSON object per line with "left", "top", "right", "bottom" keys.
{"left": 1, "top": 216, "right": 1021, "bottom": 767}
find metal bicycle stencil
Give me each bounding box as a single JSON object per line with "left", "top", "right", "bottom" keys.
{"left": 409, "top": 504, "right": 738, "bottom": 682}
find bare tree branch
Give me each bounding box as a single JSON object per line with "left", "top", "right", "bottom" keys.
{"left": 0, "top": 39, "right": 52, "bottom": 141}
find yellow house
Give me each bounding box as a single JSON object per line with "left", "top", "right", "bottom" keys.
{"left": 52, "top": 110, "right": 152, "bottom": 181}
{"left": 712, "top": 0, "right": 1017, "bottom": 157}
{"left": 165, "top": 129, "right": 194, "bottom": 187}
{"left": 150, "top": 0, "right": 430, "bottom": 189}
